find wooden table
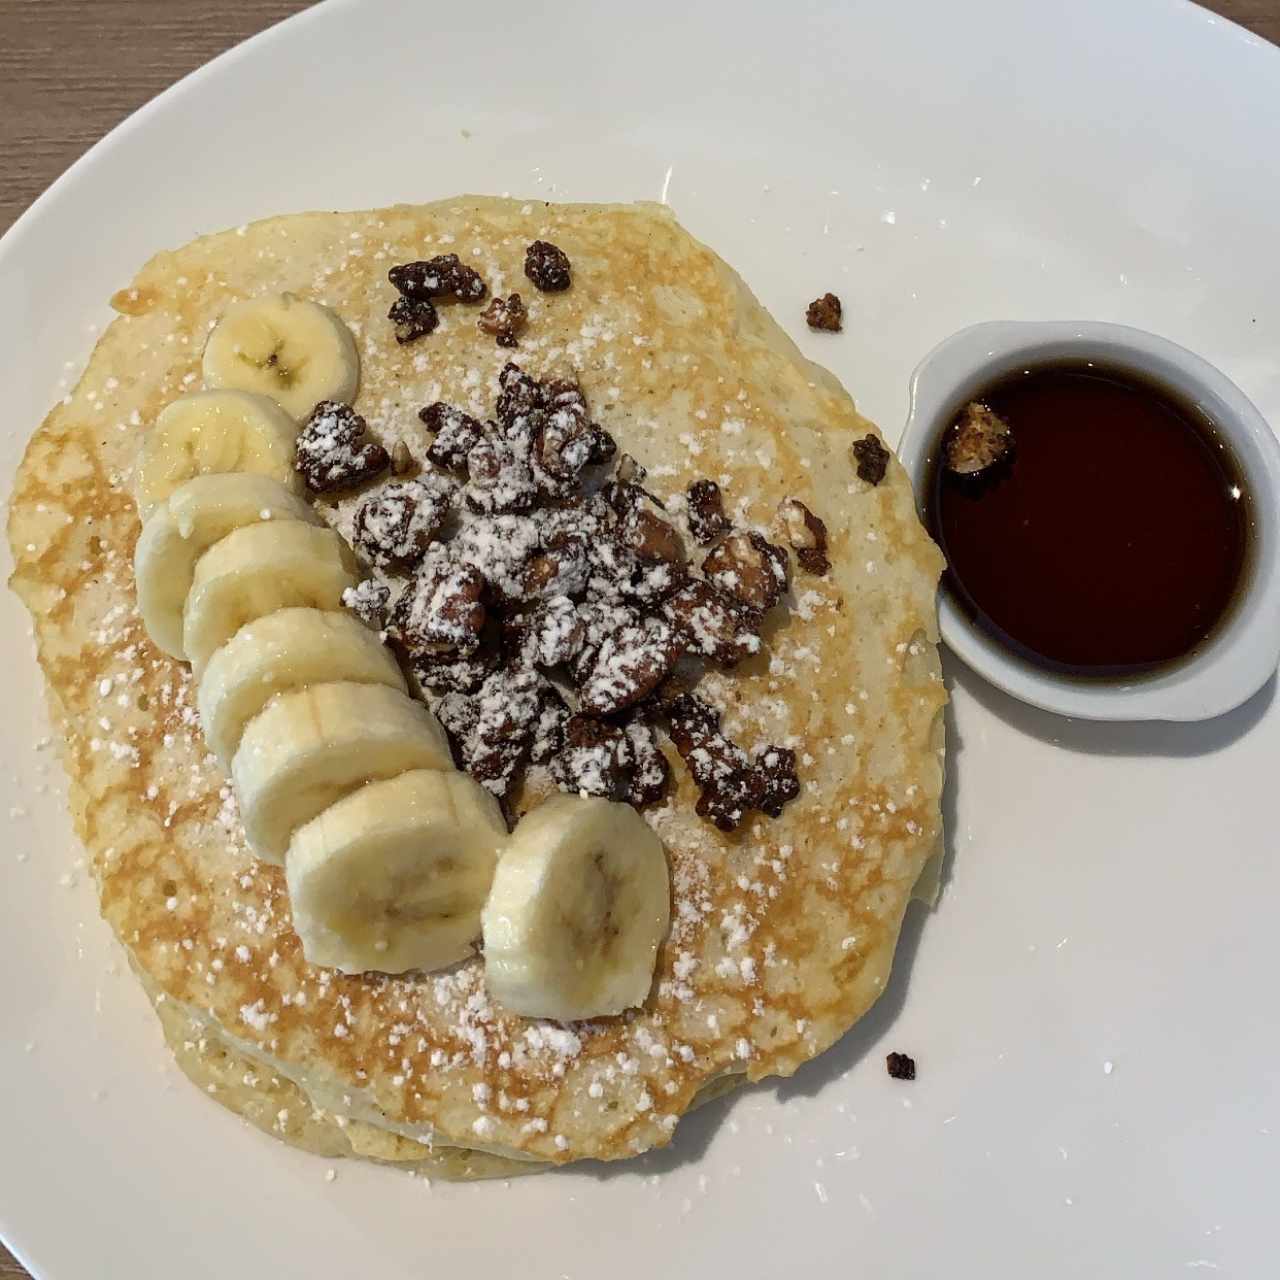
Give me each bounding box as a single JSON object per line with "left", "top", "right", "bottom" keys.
{"left": 0, "top": 0, "right": 1274, "bottom": 1274}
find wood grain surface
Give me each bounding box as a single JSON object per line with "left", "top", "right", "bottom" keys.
{"left": 0, "top": 0, "right": 1275, "bottom": 1275}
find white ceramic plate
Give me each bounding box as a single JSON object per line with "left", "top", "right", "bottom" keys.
{"left": 2, "top": 1, "right": 1277, "bottom": 1275}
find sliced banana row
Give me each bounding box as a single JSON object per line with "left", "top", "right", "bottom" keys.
{"left": 128, "top": 291, "right": 669, "bottom": 1018}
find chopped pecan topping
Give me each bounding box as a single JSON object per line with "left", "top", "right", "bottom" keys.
{"left": 550, "top": 715, "right": 632, "bottom": 800}
{"left": 946, "top": 401, "right": 1013, "bottom": 476}
{"left": 331, "top": 358, "right": 808, "bottom": 832}
{"left": 463, "top": 430, "right": 537, "bottom": 514}
{"left": 295, "top": 401, "right": 389, "bottom": 494}
{"left": 341, "top": 580, "right": 390, "bottom": 630}
{"left": 388, "top": 554, "right": 486, "bottom": 655}
{"left": 521, "top": 594, "right": 584, "bottom": 667}
{"left": 778, "top": 497, "right": 830, "bottom": 576}
{"left": 851, "top": 433, "right": 890, "bottom": 486}
{"left": 662, "top": 579, "right": 762, "bottom": 666}
{"left": 664, "top": 694, "right": 762, "bottom": 832}
{"left": 886, "top": 1052, "right": 916, "bottom": 1081}
{"left": 702, "top": 530, "right": 789, "bottom": 613}
{"left": 625, "top": 720, "right": 670, "bottom": 807}
{"left": 478, "top": 293, "right": 528, "bottom": 348}
{"left": 389, "top": 254, "right": 486, "bottom": 304}
{"left": 388, "top": 294, "right": 439, "bottom": 344}
{"left": 411, "top": 648, "right": 499, "bottom": 695}
{"left": 419, "top": 403, "right": 484, "bottom": 471}
{"left": 805, "top": 292, "right": 843, "bottom": 332}
{"left": 686, "top": 479, "right": 731, "bottom": 545}
{"left": 353, "top": 477, "right": 453, "bottom": 571}
{"left": 753, "top": 745, "right": 800, "bottom": 817}
{"left": 578, "top": 614, "right": 682, "bottom": 715}
{"left": 524, "top": 240, "right": 572, "bottom": 292}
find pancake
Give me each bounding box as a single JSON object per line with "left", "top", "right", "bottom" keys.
{"left": 7, "top": 197, "right": 945, "bottom": 1170}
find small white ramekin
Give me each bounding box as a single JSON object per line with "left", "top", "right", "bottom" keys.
{"left": 897, "top": 321, "right": 1280, "bottom": 722}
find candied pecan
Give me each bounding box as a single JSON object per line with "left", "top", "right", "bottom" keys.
{"left": 753, "top": 745, "right": 800, "bottom": 817}
{"left": 568, "top": 601, "right": 644, "bottom": 687}
{"left": 388, "top": 294, "right": 439, "bottom": 344}
{"left": 542, "top": 377, "right": 589, "bottom": 425}
{"left": 946, "top": 401, "right": 1013, "bottom": 476}
{"left": 588, "top": 537, "right": 684, "bottom": 607}
{"left": 463, "top": 430, "right": 537, "bottom": 514}
{"left": 663, "top": 691, "right": 722, "bottom": 745}
{"left": 693, "top": 737, "right": 763, "bottom": 830}
{"left": 520, "top": 532, "right": 590, "bottom": 600}
{"left": 389, "top": 254, "right": 486, "bottom": 304}
{"left": 352, "top": 476, "right": 453, "bottom": 571}
{"left": 411, "top": 648, "right": 499, "bottom": 695}
{"left": 805, "top": 292, "right": 843, "bottom": 332}
{"left": 703, "top": 531, "right": 790, "bottom": 613}
{"left": 620, "top": 507, "right": 685, "bottom": 568}
{"left": 530, "top": 682, "right": 570, "bottom": 765}
{"left": 295, "top": 401, "right": 389, "bottom": 494}
{"left": 341, "top": 580, "right": 390, "bottom": 630}
{"left": 478, "top": 293, "right": 527, "bottom": 348}
{"left": 450, "top": 669, "right": 543, "bottom": 797}
{"left": 664, "top": 693, "right": 763, "bottom": 831}
{"left": 662, "top": 579, "right": 762, "bottom": 666}
{"left": 518, "top": 594, "right": 584, "bottom": 668}
{"left": 496, "top": 362, "right": 543, "bottom": 428}
{"left": 578, "top": 614, "right": 682, "bottom": 715}
{"left": 778, "top": 497, "right": 830, "bottom": 576}
{"left": 532, "top": 414, "right": 595, "bottom": 484}
{"left": 524, "top": 240, "right": 572, "bottom": 292}
{"left": 419, "top": 403, "right": 484, "bottom": 471}
{"left": 389, "top": 554, "right": 486, "bottom": 655}
{"left": 451, "top": 513, "right": 542, "bottom": 601}
{"left": 686, "top": 479, "right": 730, "bottom": 545}
{"left": 851, "top": 433, "right": 890, "bottom": 486}
{"left": 551, "top": 715, "right": 633, "bottom": 800}
{"left": 886, "top": 1052, "right": 916, "bottom": 1081}
{"left": 625, "top": 720, "right": 670, "bottom": 807}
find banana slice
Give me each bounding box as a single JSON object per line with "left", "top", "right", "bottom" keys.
{"left": 198, "top": 607, "right": 406, "bottom": 764}
{"left": 481, "top": 794, "right": 670, "bottom": 1021}
{"left": 135, "top": 389, "right": 302, "bottom": 519}
{"left": 202, "top": 293, "right": 359, "bottom": 420}
{"left": 135, "top": 474, "right": 320, "bottom": 659}
{"left": 232, "top": 682, "right": 452, "bottom": 864}
{"left": 183, "top": 521, "right": 359, "bottom": 674}
{"left": 287, "top": 770, "right": 506, "bottom": 975}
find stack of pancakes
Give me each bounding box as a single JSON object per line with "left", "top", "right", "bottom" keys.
{"left": 7, "top": 198, "right": 945, "bottom": 1174}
